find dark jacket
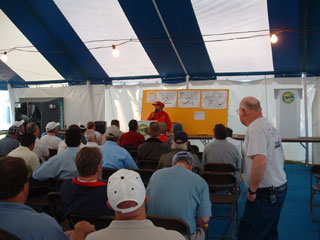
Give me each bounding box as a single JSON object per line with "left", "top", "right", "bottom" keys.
{"left": 137, "top": 138, "right": 170, "bottom": 161}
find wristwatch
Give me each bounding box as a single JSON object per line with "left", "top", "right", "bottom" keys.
{"left": 248, "top": 188, "right": 257, "bottom": 195}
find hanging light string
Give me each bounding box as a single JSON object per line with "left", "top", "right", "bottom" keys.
{"left": 0, "top": 27, "right": 309, "bottom": 54}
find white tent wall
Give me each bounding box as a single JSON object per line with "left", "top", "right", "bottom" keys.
{"left": 312, "top": 79, "right": 320, "bottom": 164}
{"left": 105, "top": 77, "right": 316, "bottom": 162}
{"left": 9, "top": 84, "right": 105, "bottom": 128}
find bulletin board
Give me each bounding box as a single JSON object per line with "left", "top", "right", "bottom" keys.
{"left": 141, "top": 89, "right": 229, "bottom": 135}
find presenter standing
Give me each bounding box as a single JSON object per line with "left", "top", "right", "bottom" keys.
{"left": 147, "top": 101, "right": 172, "bottom": 132}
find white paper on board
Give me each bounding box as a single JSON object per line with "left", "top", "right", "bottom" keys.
{"left": 194, "top": 111, "right": 205, "bottom": 120}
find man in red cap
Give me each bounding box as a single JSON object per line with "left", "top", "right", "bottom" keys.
{"left": 147, "top": 101, "right": 172, "bottom": 131}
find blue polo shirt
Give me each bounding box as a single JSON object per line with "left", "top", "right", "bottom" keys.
{"left": 0, "top": 202, "right": 69, "bottom": 240}
{"left": 100, "top": 141, "right": 137, "bottom": 169}
{"left": 0, "top": 135, "right": 19, "bottom": 157}
{"left": 146, "top": 165, "right": 212, "bottom": 234}
{"left": 33, "top": 147, "right": 80, "bottom": 181}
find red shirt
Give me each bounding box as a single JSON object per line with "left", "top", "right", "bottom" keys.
{"left": 147, "top": 110, "right": 172, "bottom": 131}
{"left": 119, "top": 130, "right": 145, "bottom": 147}
{"left": 158, "top": 134, "right": 168, "bottom": 143}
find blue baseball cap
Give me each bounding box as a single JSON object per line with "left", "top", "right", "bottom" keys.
{"left": 172, "top": 151, "right": 194, "bottom": 164}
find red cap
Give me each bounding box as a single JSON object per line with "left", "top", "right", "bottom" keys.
{"left": 152, "top": 101, "right": 165, "bottom": 107}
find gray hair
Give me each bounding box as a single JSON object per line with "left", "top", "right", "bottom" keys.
{"left": 26, "top": 122, "right": 39, "bottom": 134}
{"left": 171, "top": 141, "right": 188, "bottom": 151}
{"left": 84, "top": 129, "right": 96, "bottom": 142}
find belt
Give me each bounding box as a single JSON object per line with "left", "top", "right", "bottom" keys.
{"left": 256, "top": 183, "right": 287, "bottom": 195}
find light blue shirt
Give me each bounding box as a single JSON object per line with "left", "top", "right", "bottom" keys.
{"left": 146, "top": 165, "right": 212, "bottom": 234}
{"left": 100, "top": 141, "right": 137, "bottom": 169}
{"left": 33, "top": 147, "right": 80, "bottom": 181}
{"left": 0, "top": 202, "right": 69, "bottom": 240}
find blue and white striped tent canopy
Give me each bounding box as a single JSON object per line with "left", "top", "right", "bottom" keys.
{"left": 0, "top": 0, "right": 319, "bottom": 89}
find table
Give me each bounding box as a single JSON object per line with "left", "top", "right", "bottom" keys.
{"left": 232, "top": 134, "right": 320, "bottom": 164}
{"left": 188, "top": 135, "right": 213, "bottom": 146}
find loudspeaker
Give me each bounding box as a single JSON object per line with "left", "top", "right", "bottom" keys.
{"left": 95, "top": 121, "right": 106, "bottom": 134}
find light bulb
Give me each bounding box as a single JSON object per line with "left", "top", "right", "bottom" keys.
{"left": 112, "top": 45, "right": 119, "bottom": 57}
{"left": 270, "top": 34, "right": 278, "bottom": 44}
{"left": 1, "top": 52, "right": 7, "bottom": 62}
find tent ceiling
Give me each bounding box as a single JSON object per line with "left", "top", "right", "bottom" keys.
{"left": 0, "top": 0, "right": 320, "bottom": 89}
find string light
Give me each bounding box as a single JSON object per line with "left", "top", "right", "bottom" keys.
{"left": 270, "top": 34, "right": 278, "bottom": 44}
{"left": 1, "top": 52, "right": 7, "bottom": 62}
{"left": 112, "top": 45, "right": 119, "bottom": 57}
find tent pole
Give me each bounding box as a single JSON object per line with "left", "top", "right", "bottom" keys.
{"left": 152, "top": 0, "right": 189, "bottom": 84}
{"left": 302, "top": 72, "right": 310, "bottom": 164}
{"left": 186, "top": 75, "right": 190, "bottom": 89}
{"left": 7, "top": 83, "right": 15, "bottom": 124}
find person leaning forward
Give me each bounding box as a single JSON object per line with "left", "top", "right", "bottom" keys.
{"left": 237, "top": 96, "right": 287, "bottom": 240}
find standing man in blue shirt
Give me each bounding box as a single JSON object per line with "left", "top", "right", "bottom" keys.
{"left": 100, "top": 126, "right": 137, "bottom": 169}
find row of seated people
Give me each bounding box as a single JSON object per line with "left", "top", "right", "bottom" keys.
{"left": 0, "top": 120, "right": 242, "bottom": 239}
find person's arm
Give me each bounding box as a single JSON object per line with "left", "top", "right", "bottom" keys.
{"left": 196, "top": 217, "right": 210, "bottom": 227}
{"left": 69, "top": 221, "right": 95, "bottom": 240}
{"left": 32, "top": 156, "right": 59, "bottom": 181}
{"left": 147, "top": 112, "right": 155, "bottom": 120}
{"left": 165, "top": 113, "right": 172, "bottom": 132}
{"left": 125, "top": 153, "right": 138, "bottom": 169}
{"left": 247, "top": 154, "right": 267, "bottom": 201}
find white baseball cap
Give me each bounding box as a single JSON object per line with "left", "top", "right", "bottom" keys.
{"left": 46, "top": 121, "right": 60, "bottom": 131}
{"left": 13, "top": 120, "right": 24, "bottom": 127}
{"left": 105, "top": 125, "right": 121, "bottom": 138}
{"left": 107, "top": 169, "right": 146, "bottom": 214}
{"left": 78, "top": 122, "right": 87, "bottom": 130}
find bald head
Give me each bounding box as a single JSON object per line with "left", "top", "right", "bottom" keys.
{"left": 239, "top": 96, "right": 263, "bottom": 126}
{"left": 240, "top": 97, "right": 262, "bottom": 111}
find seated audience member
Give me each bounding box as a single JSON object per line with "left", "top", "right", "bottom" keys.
{"left": 202, "top": 124, "right": 241, "bottom": 170}
{"left": 100, "top": 126, "right": 138, "bottom": 169}
{"left": 60, "top": 147, "right": 114, "bottom": 218}
{"left": 26, "top": 122, "right": 49, "bottom": 162}
{"left": 41, "top": 121, "right": 62, "bottom": 150}
{"left": 158, "top": 122, "right": 168, "bottom": 143}
{"left": 33, "top": 125, "right": 82, "bottom": 181}
{"left": 0, "top": 156, "right": 95, "bottom": 240}
{"left": 86, "top": 169, "right": 184, "bottom": 240}
{"left": 84, "top": 130, "right": 99, "bottom": 148}
{"left": 164, "top": 123, "right": 183, "bottom": 149}
{"left": 158, "top": 131, "right": 202, "bottom": 173}
{"left": 8, "top": 133, "right": 40, "bottom": 177}
{"left": 119, "top": 119, "right": 145, "bottom": 147}
{"left": 102, "top": 119, "right": 123, "bottom": 145}
{"left": 226, "top": 127, "right": 242, "bottom": 160}
{"left": 0, "top": 126, "right": 20, "bottom": 157}
{"left": 78, "top": 122, "right": 87, "bottom": 145}
{"left": 137, "top": 122, "right": 170, "bottom": 161}
{"left": 147, "top": 152, "right": 211, "bottom": 240}
{"left": 87, "top": 121, "right": 102, "bottom": 145}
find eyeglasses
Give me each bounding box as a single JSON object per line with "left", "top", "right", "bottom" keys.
{"left": 236, "top": 108, "right": 242, "bottom": 115}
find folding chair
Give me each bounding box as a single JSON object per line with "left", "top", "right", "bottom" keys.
{"left": 69, "top": 214, "right": 115, "bottom": 230}
{"left": 123, "top": 145, "right": 138, "bottom": 152}
{"left": 204, "top": 163, "right": 242, "bottom": 191}
{"left": 311, "top": 164, "right": 320, "bottom": 221}
{"left": 48, "top": 149, "right": 58, "bottom": 158}
{"left": 101, "top": 168, "right": 118, "bottom": 180}
{"left": 147, "top": 215, "right": 191, "bottom": 240}
{"left": 201, "top": 172, "right": 238, "bottom": 240}
{"left": 26, "top": 177, "right": 51, "bottom": 206}
{"left": 129, "top": 150, "right": 138, "bottom": 162}
{"left": 49, "top": 178, "right": 67, "bottom": 191}
{"left": 46, "top": 191, "right": 69, "bottom": 230}
{"left": 130, "top": 168, "right": 154, "bottom": 186}
{"left": 138, "top": 160, "right": 159, "bottom": 170}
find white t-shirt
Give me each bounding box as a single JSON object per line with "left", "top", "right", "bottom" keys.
{"left": 33, "top": 138, "right": 49, "bottom": 163}
{"left": 242, "top": 117, "right": 287, "bottom": 188}
{"left": 41, "top": 135, "right": 62, "bottom": 150}
{"left": 94, "top": 131, "right": 102, "bottom": 145}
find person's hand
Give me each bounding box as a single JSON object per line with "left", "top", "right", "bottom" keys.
{"left": 247, "top": 192, "right": 256, "bottom": 202}
{"left": 70, "top": 221, "right": 95, "bottom": 240}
